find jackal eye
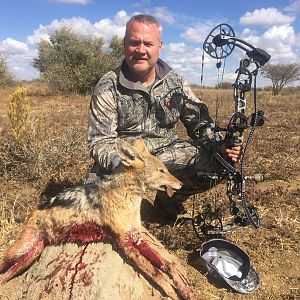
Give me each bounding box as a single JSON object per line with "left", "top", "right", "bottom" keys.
{"left": 158, "top": 168, "right": 166, "bottom": 173}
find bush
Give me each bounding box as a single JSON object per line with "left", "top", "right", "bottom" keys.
{"left": 7, "top": 87, "right": 32, "bottom": 147}
{"left": 215, "top": 82, "right": 233, "bottom": 89}
{"left": 1, "top": 87, "right": 89, "bottom": 183}
{"left": 0, "top": 55, "right": 14, "bottom": 86}
{"left": 33, "top": 28, "right": 124, "bottom": 95}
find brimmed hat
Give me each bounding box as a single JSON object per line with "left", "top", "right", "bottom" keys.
{"left": 199, "top": 239, "right": 260, "bottom": 294}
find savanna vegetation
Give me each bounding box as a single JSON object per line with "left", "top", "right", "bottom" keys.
{"left": 261, "top": 63, "right": 300, "bottom": 96}
{"left": 0, "top": 81, "right": 299, "bottom": 299}
{"left": 0, "top": 55, "right": 14, "bottom": 87}
{"left": 32, "top": 28, "right": 124, "bottom": 95}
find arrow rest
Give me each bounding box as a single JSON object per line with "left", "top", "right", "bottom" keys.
{"left": 193, "top": 24, "right": 271, "bottom": 237}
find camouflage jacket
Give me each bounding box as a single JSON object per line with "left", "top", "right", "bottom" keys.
{"left": 88, "top": 59, "right": 215, "bottom": 172}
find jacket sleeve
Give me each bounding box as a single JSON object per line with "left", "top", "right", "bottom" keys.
{"left": 179, "top": 79, "right": 214, "bottom": 138}
{"left": 175, "top": 78, "right": 228, "bottom": 176}
{"left": 179, "top": 78, "right": 224, "bottom": 152}
{"left": 87, "top": 77, "right": 121, "bottom": 172}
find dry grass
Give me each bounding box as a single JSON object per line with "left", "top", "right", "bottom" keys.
{"left": 0, "top": 83, "right": 299, "bottom": 299}
{"left": 0, "top": 83, "right": 92, "bottom": 250}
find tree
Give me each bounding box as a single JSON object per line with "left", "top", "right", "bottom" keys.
{"left": 261, "top": 63, "right": 300, "bottom": 96}
{"left": 33, "top": 28, "right": 123, "bottom": 95}
{"left": 0, "top": 54, "right": 14, "bottom": 86}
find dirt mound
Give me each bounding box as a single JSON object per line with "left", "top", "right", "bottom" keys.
{"left": 0, "top": 229, "right": 188, "bottom": 300}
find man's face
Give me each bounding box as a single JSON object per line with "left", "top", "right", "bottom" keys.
{"left": 124, "top": 21, "right": 162, "bottom": 79}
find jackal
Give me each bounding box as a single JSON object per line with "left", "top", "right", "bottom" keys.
{"left": 0, "top": 137, "right": 195, "bottom": 299}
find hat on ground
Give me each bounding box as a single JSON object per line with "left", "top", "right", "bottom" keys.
{"left": 199, "top": 239, "right": 260, "bottom": 294}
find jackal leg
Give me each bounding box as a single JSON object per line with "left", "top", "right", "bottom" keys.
{"left": 0, "top": 218, "right": 114, "bottom": 285}
{"left": 117, "top": 237, "right": 195, "bottom": 300}
{"left": 0, "top": 210, "right": 46, "bottom": 284}
{"left": 0, "top": 229, "right": 44, "bottom": 284}
{"left": 135, "top": 239, "right": 195, "bottom": 300}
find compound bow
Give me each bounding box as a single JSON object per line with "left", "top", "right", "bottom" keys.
{"left": 192, "top": 23, "right": 271, "bottom": 237}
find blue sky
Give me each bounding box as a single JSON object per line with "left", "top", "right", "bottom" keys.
{"left": 1, "top": 0, "right": 299, "bottom": 86}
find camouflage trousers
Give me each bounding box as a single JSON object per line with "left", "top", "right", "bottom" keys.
{"left": 154, "top": 140, "right": 218, "bottom": 204}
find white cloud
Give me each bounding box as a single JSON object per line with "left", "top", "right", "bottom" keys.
{"left": 240, "top": 24, "right": 298, "bottom": 64}
{"left": 94, "top": 10, "right": 129, "bottom": 42}
{"left": 240, "top": 7, "right": 295, "bottom": 27}
{"left": 2, "top": 8, "right": 299, "bottom": 84}
{"left": 167, "top": 42, "right": 187, "bottom": 53}
{"left": 284, "top": 0, "right": 300, "bottom": 13}
{"left": 113, "top": 10, "right": 130, "bottom": 26}
{"left": 51, "top": 17, "right": 95, "bottom": 35}
{"left": 27, "top": 17, "right": 97, "bottom": 45}
{"left": 180, "top": 22, "right": 223, "bottom": 43}
{"left": 241, "top": 28, "right": 257, "bottom": 37}
{"left": 263, "top": 24, "right": 295, "bottom": 44}
{"left": 162, "top": 43, "right": 208, "bottom": 84}
{"left": 0, "top": 43, "right": 38, "bottom": 80}
{"left": 28, "top": 11, "right": 130, "bottom": 47}
{"left": 0, "top": 38, "right": 29, "bottom": 55}
{"left": 9, "top": 55, "right": 39, "bottom": 81}
{"left": 51, "top": 0, "right": 91, "bottom": 4}
{"left": 163, "top": 44, "right": 203, "bottom": 67}
{"left": 2, "top": 10, "right": 131, "bottom": 80}
{"left": 26, "top": 11, "right": 130, "bottom": 46}
{"left": 181, "top": 27, "right": 204, "bottom": 43}
{"left": 295, "top": 32, "right": 300, "bottom": 46}
{"left": 176, "top": 20, "right": 299, "bottom": 85}
{"left": 150, "top": 7, "right": 176, "bottom": 25}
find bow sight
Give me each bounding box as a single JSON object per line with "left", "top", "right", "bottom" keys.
{"left": 192, "top": 23, "right": 271, "bottom": 237}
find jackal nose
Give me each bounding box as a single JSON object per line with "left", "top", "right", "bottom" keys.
{"left": 175, "top": 180, "right": 183, "bottom": 189}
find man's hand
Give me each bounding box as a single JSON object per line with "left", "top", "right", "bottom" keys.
{"left": 220, "top": 144, "right": 243, "bottom": 163}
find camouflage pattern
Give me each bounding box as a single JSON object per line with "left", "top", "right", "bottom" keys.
{"left": 87, "top": 59, "right": 222, "bottom": 192}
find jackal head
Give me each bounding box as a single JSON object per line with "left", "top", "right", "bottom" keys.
{"left": 115, "top": 138, "right": 182, "bottom": 197}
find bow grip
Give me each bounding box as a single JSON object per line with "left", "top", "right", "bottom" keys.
{"left": 225, "top": 137, "right": 243, "bottom": 148}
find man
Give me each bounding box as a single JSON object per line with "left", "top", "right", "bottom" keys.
{"left": 86, "top": 14, "right": 242, "bottom": 220}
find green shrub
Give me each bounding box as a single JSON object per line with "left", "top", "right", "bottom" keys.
{"left": 0, "top": 55, "right": 14, "bottom": 86}
{"left": 33, "top": 28, "right": 124, "bottom": 95}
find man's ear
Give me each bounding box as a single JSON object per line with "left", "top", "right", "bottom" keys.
{"left": 115, "top": 139, "right": 145, "bottom": 168}
{"left": 159, "top": 40, "right": 163, "bottom": 54}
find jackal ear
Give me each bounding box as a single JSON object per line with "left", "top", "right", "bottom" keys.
{"left": 132, "top": 137, "right": 149, "bottom": 154}
{"left": 115, "top": 139, "right": 145, "bottom": 168}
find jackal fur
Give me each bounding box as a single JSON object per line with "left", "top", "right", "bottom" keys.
{"left": 0, "top": 137, "right": 195, "bottom": 299}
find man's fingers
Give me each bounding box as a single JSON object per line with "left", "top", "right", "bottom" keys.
{"left": 227, "top": 153, "right": 239, "bottom": 162}
{"left": 229, "top": 146, "right": 243, "bottom": 152}
{"left": 225, "top": 146, "right": 243, "bottom": 162}
{"left": 225, "top": 149, "right": 241, "bottom": 156}
{"left": 228, "top": 153, "right": 239, "bottom": 162}
{"left": 220, "top": 144, "right": 243, "bottom": 162}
